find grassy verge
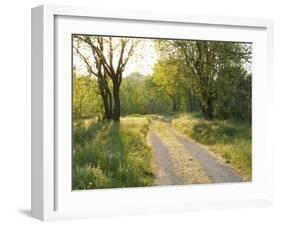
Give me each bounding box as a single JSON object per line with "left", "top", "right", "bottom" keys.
{"left": 172, "top": 114, "right": 252, "bottom": 180}
{"left": 73, "top": 116, "right": 154, "bottom": 190}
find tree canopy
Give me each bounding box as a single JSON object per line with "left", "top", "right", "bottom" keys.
{"left": 73, "top": 35, "right": 252, "bottom": 122}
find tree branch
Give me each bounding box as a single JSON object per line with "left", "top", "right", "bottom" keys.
{"left": 73, "top": 45, "right": 100, "bottom": 78}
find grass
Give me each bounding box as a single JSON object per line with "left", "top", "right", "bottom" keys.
{"left": 73, "top": 116, "right": 154, "bottom": 190}
{"left": 172, "top": 113, "right": 252, "bottom": 180}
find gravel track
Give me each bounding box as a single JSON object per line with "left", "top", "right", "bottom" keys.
{"left": 148, "top": 120, "right": 243, "bottom": 185}
{"left": 172, "top": 129, "right": 243, "bottom": 183}
{"left": 149, "top": 131, "right": 182, "bottom": 185}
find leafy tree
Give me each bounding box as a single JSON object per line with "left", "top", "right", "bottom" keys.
{"left": 155, "top": 40, "right": 199, "bottom": 113}
{"left": 120, "top": 72, "right": 146, "bottom": 115}
{"left": 142, "top": 75, "right": 172, "bottom": 114}
{"left": 168, "top": 40, "right": 251, "bottom": 120}
{"left": 73, "top": 36, "right": 252, "bottom": 122}
{"left": 152, "top": 57, "right": 185, "bottom": 112}
{"left": 73, "top": 72, "right": 103, "bottom": 121}
{"left": 215, "top": 65, "right": 251, "bottom": 121}
{"left": 120, "top": 72, "right": 171, "bottom": 115}
{"left": 73, "top": 35, "right": 136, "bottom": 121}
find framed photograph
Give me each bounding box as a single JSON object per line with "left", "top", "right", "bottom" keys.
{"left": 31, "top": 4, "right": 274, "bottom": 221}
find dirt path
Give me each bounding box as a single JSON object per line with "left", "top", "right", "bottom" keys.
{"left": 148, "top": 120, "right": 243, "bottom": 186}
{"left": 149, "top": 131, "right": 182, "bottom": 185}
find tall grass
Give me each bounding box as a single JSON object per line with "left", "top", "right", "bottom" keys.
{"left": 172, "top": 114, "right": 252, "bottom": 180}
{"left": 73, "top": 117, "right": 154, "bottom": 190}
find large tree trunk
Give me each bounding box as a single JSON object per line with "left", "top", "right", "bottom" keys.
{"left": 100, "top": 91, "right": 111, "bottom": 121}
{"left": 112, "top": 80, "right": 121, "bottom": 122}
{"left": 105, "top": 86, "right": 113, "bottom": 120}
{"left": 107, "top": 88, "right": 113, "bottom": 119}
{"left": 98, "top": 79, "right": 112, "bottom": 121}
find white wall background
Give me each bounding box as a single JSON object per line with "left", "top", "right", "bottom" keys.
{"left": 0, "top": 0, "right": 280, "bottom": 225}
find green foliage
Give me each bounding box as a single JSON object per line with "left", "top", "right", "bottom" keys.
{"left": 73, "top": 38, "right": 252, "bottom": 122}
{"left": 73, "top": 165, "right": 109, "bottom": 189}
{"left": 120, "top": 72, "right": 146, "bottom": 114}
{"left": 72, "top": 37, "right": 253, "bottom": 187}
{"left": 120, "top": 72, "right": 172, "bottom": 115}
{"left": 72, "top": 117, "right": 155, "bottom": 189}
{"left": 73, "top": 73, "right": 103, "bottom": 121}
{"left": 152, "top": 57, "right": 185, "bottom": 111}
{"left": 156, "top": 40, "right": 252, "bottom": 120}
{"left": 172, "top": 114, "right": 251, "bottom": 179}
{"left": 142, "top": 76, "right": 173, "bottom": 114}
{"left": 215, "top": 66, "right": 251, "bottom": 121}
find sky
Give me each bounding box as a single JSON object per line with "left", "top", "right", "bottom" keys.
{"left": 73, "top": 37, "right": 160, "bottom": 77}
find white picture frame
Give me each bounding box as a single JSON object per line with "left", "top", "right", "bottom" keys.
{"left": 31, "top": 4, "right": 274, "bottom": 221}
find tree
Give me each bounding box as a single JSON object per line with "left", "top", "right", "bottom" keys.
{"left": 155, "top": 40, "right": 199, "bottom": 113}
{"left": 215, "top": 62, "right": 252, "bottom": 121}
{"left": 173, "top": 40, "right": 251, "bottom": 120}
{"left": 73, "top": 71, "right": 103, "bottom": 121}
{"left": 143, "top": 75, "right": 172, "bottom": 114}
{"left": 120, "top": 72, "right": 146, "bottom": 115}
{"left": 173, "top": 41, "right": 217, "bottom": 119}
{"left": 152, "top": 57, "right": 185, "bottom": 112}
{"left": 73, "top": 36, "right": 113, "bottom": 120}
{"left": 73, "top": 35, "right": 136, "bottom": 121}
